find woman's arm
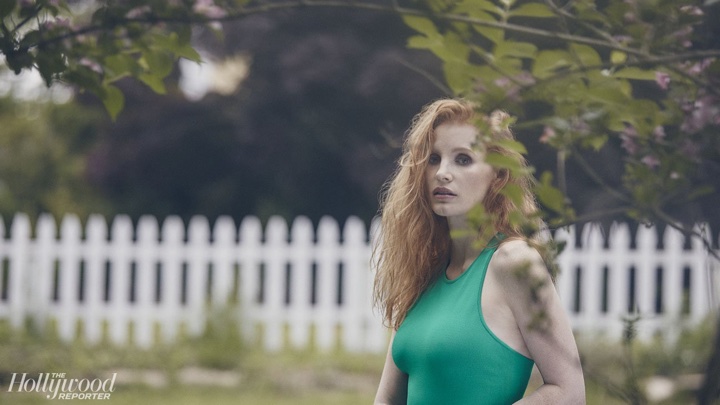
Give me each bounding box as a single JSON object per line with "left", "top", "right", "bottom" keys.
{"left": 494, "top": 240, "right": 586, "bottom": 404}
{"left": 374, "top": 331, "right": 408, "bottom": 405}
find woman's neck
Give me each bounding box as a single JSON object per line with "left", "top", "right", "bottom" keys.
{"left": 445, "top": 221, "right": 495, "bottom": 279}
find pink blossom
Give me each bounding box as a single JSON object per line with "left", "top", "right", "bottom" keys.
{"left": 539, "top": 126, "right": 556, "bottom": 144}
{"left": 652, "top": 126, "right": 665, "bottom": 142}
{"left": 494, "top": 77, "right": 512, "bottom": 88}
{"left": 126, "top": 6, "right": 151, "bottom": 19}
{"left": 641, "top": 155, "right": 660, "bottom": 169}
{"left": 655, "top": 72, "right": 670, "bottom": 90}
{"left": 193, "top": 0, "right": 227, "bottom": 19}
{"left": 515, "top": 71, "right": 536, "bottom": 86}
{"left": 42, "top": 17, "right": 72, "bottom": 30}
{"left": 680, "top": 5, "right": 703, "bottom": 16}
{"left": 612, "top": 35, "right": 633, "bottom": 44}
{"left": 79, "top": 58, "right": 103, "bottom": 74}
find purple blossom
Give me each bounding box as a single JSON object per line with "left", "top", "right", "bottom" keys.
{"left": 687, "top": 58, "right": 713, "bottom": 76}
{"left": 570, "top": 117, "right": 590, "bottom": 135}
{"left": 652, "top": 126, "right": 666, "bottom": 142}
{"left": 655, "top": 72, "right": 670, "bottom": 90}
{"left": 620, "top": 126, "right": 639, "bottom": 155}
{"left": 641, "top": 155, "right": 660, "bottom": 169}
{"left": 681, "top": 95, "right": 720, "bottom": 134}
{"left": 680, "top": 139, "right": 701, "bottom": 161}
{"left": 671, "top": 26, "right": 694, "bottom": 48}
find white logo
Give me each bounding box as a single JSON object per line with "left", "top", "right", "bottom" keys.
{"left": 7, "top": 373, "right": 116, "bottom": 400}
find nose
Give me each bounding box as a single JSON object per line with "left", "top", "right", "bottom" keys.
{"left": 435, "top": 161, "right": 452, "bottom": 183}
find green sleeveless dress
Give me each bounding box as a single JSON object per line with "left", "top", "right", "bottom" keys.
{"left": 392, "top": 237, "right": 534, "bottom": 404}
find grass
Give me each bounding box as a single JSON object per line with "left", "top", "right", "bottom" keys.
{"left": 0, "top": 316, "right": 716, "bottom": 405}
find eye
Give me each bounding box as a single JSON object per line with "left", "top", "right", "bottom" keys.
{"left": 428, "top": 154, "right": 440, "bottom": 165}
{"left": 456, "top": 154, "right": 472, "bottom": 165}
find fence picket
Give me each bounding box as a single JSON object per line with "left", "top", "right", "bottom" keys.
{"left": 84, "top": 215, "right": 107, "bottom": 345}
{"left": 0, "top": 214, "right": 717, "bottom": 352}
{"left": 8, "top": 214, "right": 30, "bottom": 329}
{"left": 159, "top": 216, "right": 184, "bottom": 344}
{"left": 135, "top": 215, "right": 159, "bottom": 348}
{"left": 108, "top": 215, "right": 133, "bottom": 345}
{"left": 288, "top": 216, "right": 313, "bottom": 350}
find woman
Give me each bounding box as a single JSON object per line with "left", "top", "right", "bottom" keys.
{"left": 373, "top": 99, "right": 585, "bottom": 404}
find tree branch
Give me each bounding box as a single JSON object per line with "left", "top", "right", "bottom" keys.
{"left": 569, "top": 147, "right": 632, "bottom": 204}
{"left": 12, "top": 0, "right": 718, "bottom": 63}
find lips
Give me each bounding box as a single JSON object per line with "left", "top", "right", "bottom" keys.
{"left": 432, "top": 187, "right": 456, "bottom": 197}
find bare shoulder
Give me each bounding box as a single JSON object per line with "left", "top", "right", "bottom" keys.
{"left": 491, "top": 238, "right": 551, "bottom": 287}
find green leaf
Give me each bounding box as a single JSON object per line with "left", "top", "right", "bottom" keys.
{"left": 685, "top": 185, "right": 714, "bottom": 201}
{"left": 495, "top": 41, "right": 537, "bottom": 59}
{"left": 444, "top": 60, "right": 485, "bottom": 95}
{"left": 535, "top": 172, "right": 566, "bottom": 213}
{"left": 455, "top": 0, "right": 502, "bottom": 16}
{"left": 153, "top": 33, "right": 202, "bottom": 63}
{"left": 104, "top": 54, "right": 137, "bottom": 81}
{"left": 613, "top": 67, "right": 657, "bottom": 80}
{"left": 532, "top": 50, "right": 572, "bottom": 79}
{"left": 473, "top": 25, "right": 504, "bottom": 44}
{"left": 484, "top": 152, "right": 530, "bottom": 176}
{"left": 582, "top": 134, "right": 608, "bottom": 151}
{"left": 610, "top": 51, "right": 627, "bottom": 64}
{"left": 0, "top": 0, "right": 16, "bottom": 18}
{"left": 141, "top": 50, "right": 174, "bottom": 78}
{"left": 509, "top": 3, "right": 556, "bottom": 18}
{"left": 100, "top": 84, "right": 125, "bottom": 121}
{"left": 403, "top": 16, "right": 440, "bottom": 37}
{"left": 138, "top": 73, "right": 166, "bottom": 94}
{"left": 5, "top": 49, "right": 34, "bottom": 74}
{"left": 64, "top": 67, "right": 103, "bottom": 94}
{"left": 494, "top": 139, "right": 528, "bottom": 154}
{"left": 19, "top": 30, "right": 42, "bottom": 48}
{"left": 500, "top": 183, "right": 525, "bottom": 205}
{"left": 569, "top": 43, "right": 601, "bottom": 66}
{"left": 36, "top": 51, "right": 67, "bottom": 86}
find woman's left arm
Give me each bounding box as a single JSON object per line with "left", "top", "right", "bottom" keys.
{"left": 495, "top": 240, "right": 586, "bottom": 405}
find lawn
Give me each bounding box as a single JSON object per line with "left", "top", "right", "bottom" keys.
{"left": 0, "top": 318, "right": 714, "bottom": 404}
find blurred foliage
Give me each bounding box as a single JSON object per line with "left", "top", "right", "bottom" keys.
{"left": 0, "top": 95, "right": 111, "bottom": 226}
{"left": 579, "top": 315, "right": 716, "bottom": 404}
{"left": 399, "top": 0, "right": 720, "bottom": 235}
{"left": 1, "top": 0, "right": 718, "bottom": 229}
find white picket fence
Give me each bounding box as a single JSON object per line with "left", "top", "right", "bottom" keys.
{"left": 0, "top": 213, "right": 718, "bottom": 353}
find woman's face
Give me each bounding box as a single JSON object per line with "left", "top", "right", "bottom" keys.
{"left": 425, "top": 122, "right": 495, "bottom": 224}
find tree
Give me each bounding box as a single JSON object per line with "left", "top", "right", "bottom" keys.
{"left": 2, "top": 0, "right": 720, "bottom": 402}
{"left": 0, "top": 95, "right": 110, "bottom": 224}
